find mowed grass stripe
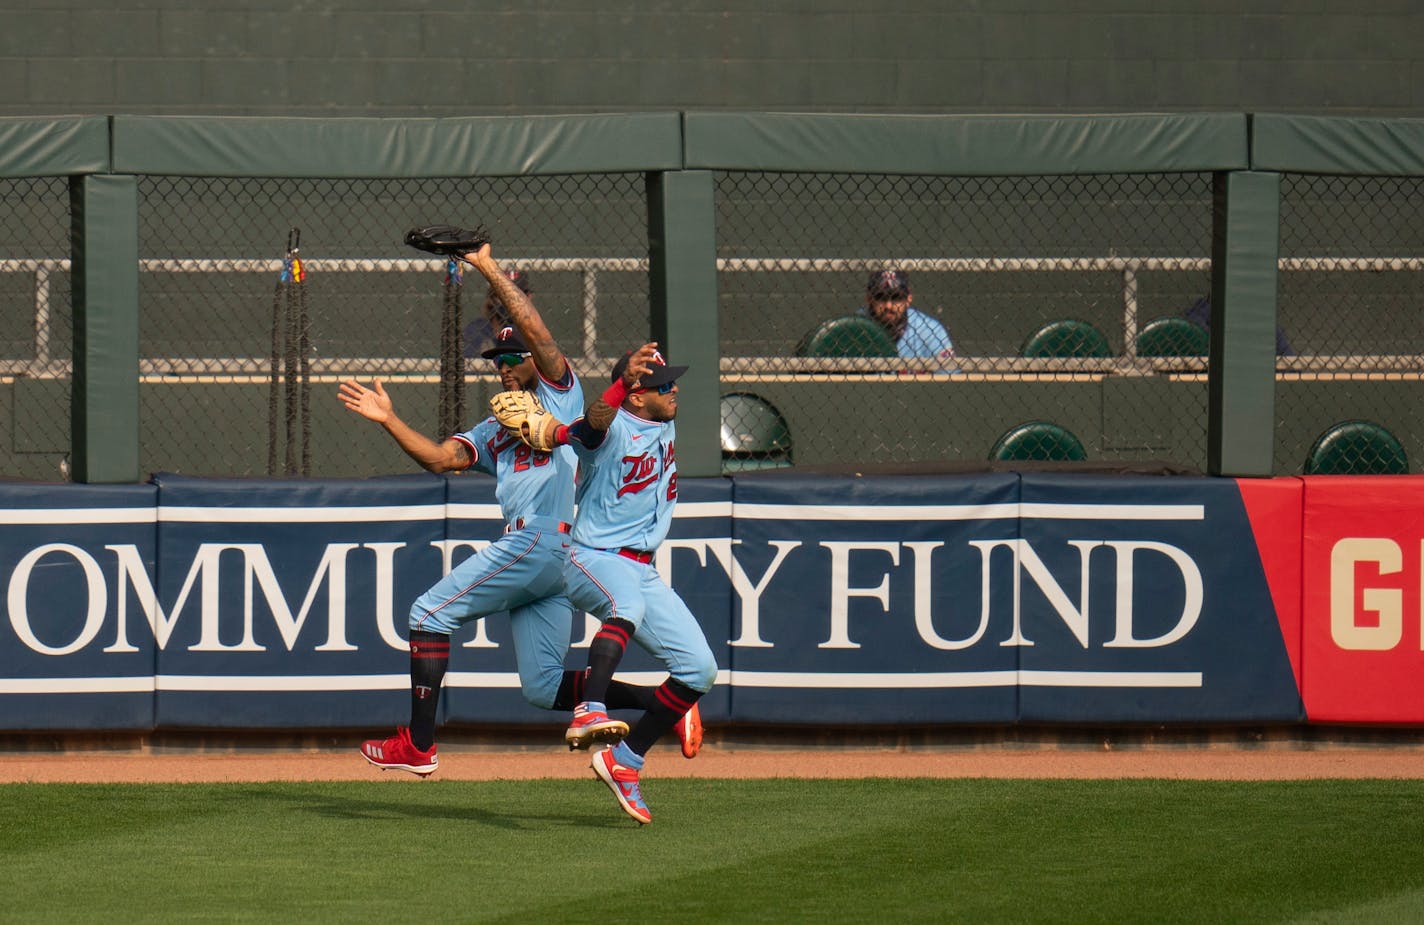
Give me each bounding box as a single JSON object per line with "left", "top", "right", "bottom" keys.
{"left": 2, "top": 779, "right": 1423, "bottom": 924}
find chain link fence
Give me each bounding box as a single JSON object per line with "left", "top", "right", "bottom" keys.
{"left": 9, "top": 159, "right": 1420, "bottom": 481}
{"left": 1, "top": 177, "right": 72, "bottom": 481}
{"left": 713, "top": 172, "right": 1214, "bottom": 471}
{"left": 133, "top": 174, "right": 650, "bottom": 478}
{"left": 1277, "top": 174, "right": 1424, "bottom": 474}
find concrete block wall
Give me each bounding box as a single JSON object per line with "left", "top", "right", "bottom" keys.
{"left": 0, "top": 1, "right": 1420, "bottom": 116}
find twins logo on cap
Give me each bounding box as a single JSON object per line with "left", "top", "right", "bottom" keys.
{"left": 480, "top": 325, "right": 531, "bottom": 358}
{"left": 869, "top": 269, "right": 910, "bottom": 295}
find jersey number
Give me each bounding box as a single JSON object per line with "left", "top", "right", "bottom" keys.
{"left": 512, "top": 445, "right": 551, "bottom": 472}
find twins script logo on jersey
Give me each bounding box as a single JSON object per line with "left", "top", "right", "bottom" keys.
{"left": 618, "top": 442, "right": 677, "bottom": 498}
{"left": 664, "top": 442, "right": 677, "bottom": 501}
{"left": 619, "top": 452, "right": 659, "bottom": 496}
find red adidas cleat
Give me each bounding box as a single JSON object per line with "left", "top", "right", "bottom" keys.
{"left": 359, "top": 726, "right": 438, "bottom": 777}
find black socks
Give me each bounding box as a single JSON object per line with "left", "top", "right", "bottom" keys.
{"left": 623, "top": 678, "right": 702, "bottom": 756}
{"left": 408, "top": 630, "right": 449, "bottom": 751}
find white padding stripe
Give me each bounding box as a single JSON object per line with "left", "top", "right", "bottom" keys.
{"left": 0, "top": 669, "right": 1200, "bottom": 694}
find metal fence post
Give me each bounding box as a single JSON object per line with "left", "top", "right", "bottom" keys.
{"left": 70, "top": 173, "right": 141, "bottom": 483}
{"left": 647, "top": 168, "right": 722, "bottom": 478}
{"left": 1209, "top": 170, "right": 1281, "bottom": 477}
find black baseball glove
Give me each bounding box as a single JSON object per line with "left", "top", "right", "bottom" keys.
{"left": 403, "top": 224, "right": 491, "bottom": 257}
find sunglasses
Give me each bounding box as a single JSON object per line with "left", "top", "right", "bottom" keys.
{"left": 493, "top": 353, "right": 530, "bottom": 368}
{"left": 635, "top": 381, "right": 675, "bottom": 395}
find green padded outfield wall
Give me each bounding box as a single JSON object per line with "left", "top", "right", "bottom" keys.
{"left": 2, "top": 112, "right": 1421, "bottom": 480}
{"left": 0, "top": 3, "right": 1420, "bottom": 118}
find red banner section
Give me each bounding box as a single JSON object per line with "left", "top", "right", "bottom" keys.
{"left": 1301, "top": 476, "right": 1424, "bottom": 723}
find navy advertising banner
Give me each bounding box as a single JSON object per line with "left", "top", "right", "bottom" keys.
{"left": 0, "top": 482, "right": 158, "bottom": 730}
{"left": 150, "top": 473, "right": 447, "bottom": 728}
{"left": 728, "top": 473, "right": 1022, "bottom": 724}
{"left": 1014, "top": 474, "right": 1301, "bottom": 723}
{"left": 0, "top": 472, "right": 1309, "bottom": 731}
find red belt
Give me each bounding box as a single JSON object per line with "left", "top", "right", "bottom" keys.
{"left": 507, "top": 517, "right": 571, "bottom": 534}
{"left": 617, "top": 548, "right": 654, "bottom": 564}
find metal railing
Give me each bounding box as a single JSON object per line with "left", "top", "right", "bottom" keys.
{"left": 9, "top": 254, "right": 1421, "bottom": 380}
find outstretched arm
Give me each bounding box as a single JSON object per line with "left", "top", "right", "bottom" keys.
{"left": 462, "top": 243, "right": 568, "bottom": 385}
{"left": 563, "top": 342, "right": 659, "bottom": 446}
{"left": 338, "top": 378, "right": 471, "bottom": 473}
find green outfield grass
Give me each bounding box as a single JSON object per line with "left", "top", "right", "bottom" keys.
{"left": 3, "top": 778, "right": 1422, "bottom": 923}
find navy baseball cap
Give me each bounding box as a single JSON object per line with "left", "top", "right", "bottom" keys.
{"left": 610, "top": 348, "right": 688, "bottom": 389}
{"left": 479, "top": 325, "right": 531, "bottom": 358}
{"left": 867, "top": 269, "right": 910, "bottom": 299}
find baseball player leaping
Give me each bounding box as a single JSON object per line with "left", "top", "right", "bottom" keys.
{"left": 340, "top": 240, "right": 700, "bottom": 778}
{"left": 495, "top": 343, "right": 718, "bottom": 824}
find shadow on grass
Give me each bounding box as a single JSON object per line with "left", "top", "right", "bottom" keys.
{"left": 256, "top": 782, "right": 628, "bottom": 831}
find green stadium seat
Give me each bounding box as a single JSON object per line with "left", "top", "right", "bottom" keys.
{"left": 796, "top": 316, "right": 897, "bottom": 358}
{"left": 1136, "top": 317, "right": 1209, "bottom": 357}
{"left": 989, "top": 421, "right": 1088, "bottom": 462}
{"left": 1304, "top": 420, "right": 1408, "bottom": 475}
{"left": 721, "top": 392, "right": 793, "bottom": 472}
{"left": 1020, "top": 319, "right": 1112, "bottom": 358}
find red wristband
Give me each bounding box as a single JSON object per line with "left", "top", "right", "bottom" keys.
{"left": 553, "top": 424, "right": 570, "bottom": 445}
{"left": 601, "top": 379, "right": 630, "bottom": 408}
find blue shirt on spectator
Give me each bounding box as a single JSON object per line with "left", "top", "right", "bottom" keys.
{"left": 857, "top": 305, "right": 958, "bottom": 369}
{"left": 860, "top": 268, "right": 959, "bottom": 374}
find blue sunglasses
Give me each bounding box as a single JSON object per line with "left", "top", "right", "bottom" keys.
{"left": 636, "top": 381, "right": 675, "bottom": 395}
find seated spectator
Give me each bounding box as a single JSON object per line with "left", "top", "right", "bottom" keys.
{"left": 860, "top": 269, "right": 958, "bottom": 372}
{"left": 1183, "top": 295, "right": 1294, "bottom": 356}
{"left": 463, "top": 267, "right": 534, "bottom": 359}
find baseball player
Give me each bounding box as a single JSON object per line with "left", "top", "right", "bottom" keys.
{"left": 342, "top": 244, "right": 700, "bottom": 777}
{"left": 495, "top": 342, "right": 718, "bottom": 824}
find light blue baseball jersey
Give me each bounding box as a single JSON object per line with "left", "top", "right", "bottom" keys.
{"left": 559, "top": 399, "right": 716, "bottom": 694}
{"left": 566, "top": 408, "right": 677, "bottom": 551}
{"left": 452, "top": 368, "right": 584, "bottom": 523}
{"left": 858, "top": 305, "right": 955, "bottom": 363}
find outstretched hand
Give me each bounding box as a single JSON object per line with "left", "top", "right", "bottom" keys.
{"left": 623, "top": 342, "right": 661, "bottom": 389}
{"left": 460, "top": 241, "right": 493, "bottom": 269}
{"left": 338, "top": 378, "right": 393, "bottom": 423}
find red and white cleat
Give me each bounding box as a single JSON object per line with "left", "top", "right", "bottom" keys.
{"left": 565, "top": 703, "right": 630, "bottom": 751}
{"left": 591, "top": 747, "right": 651, "bottom": 825}
{"left": 359, "top": 727, "right": 438, "bottom": 777}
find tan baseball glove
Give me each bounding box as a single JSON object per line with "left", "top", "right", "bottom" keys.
{"left": 489, "top": 390, "right": 563, "bottom": 452}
